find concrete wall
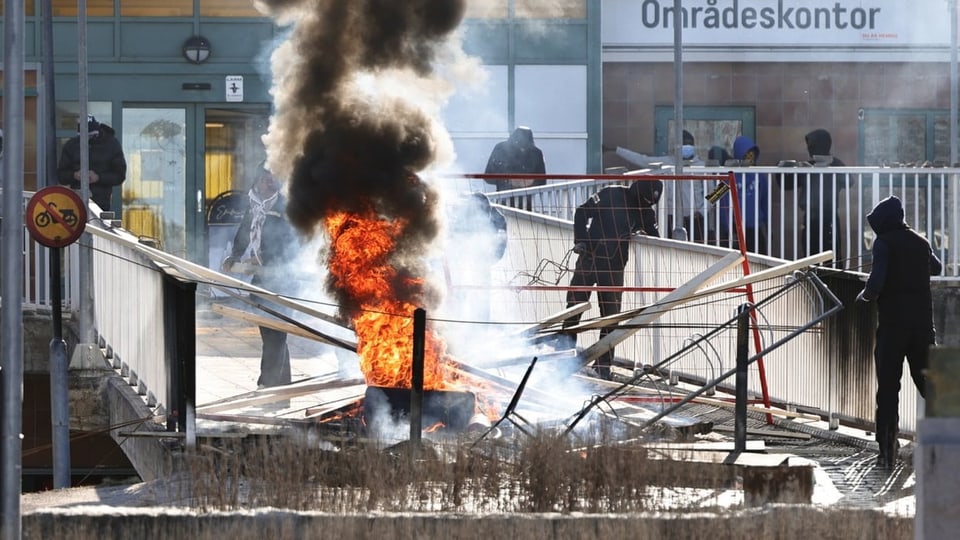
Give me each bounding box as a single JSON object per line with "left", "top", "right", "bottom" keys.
{"left": 22, "top": 506, "right": 911, "bottom": 540}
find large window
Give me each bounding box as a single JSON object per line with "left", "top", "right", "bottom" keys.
{"left": 465, "top": 0, "right": 586, "bottom": 19}
{"left": 860, "top": 109, "right": 952, "bottom": 166}
{"left": 653, "top": 106, "right": 756, "bottom": 160}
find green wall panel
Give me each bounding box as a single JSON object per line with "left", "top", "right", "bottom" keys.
{"left": 52, "top": 22, "right": 118, "bottom": 59}
{"left": 514, "top": 24, "right": 588, "bottom": 62}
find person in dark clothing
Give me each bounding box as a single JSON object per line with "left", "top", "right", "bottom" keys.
{"left": 57, "top": 115, "right": 127, "bottom": 213}
{"left": 484, "top": 126, "right": 546, "bottom": 210}
{"left": 778, "top": 128, "right": 847, "bottom": 263}
{"left": 706, "top": 145, "right": 731, "bottom": 167}
{"left": 222, "top": 164, "right": 299, "bottom": 388}
{"left": 562, "top": 179, "right": 663, "bottom": 380}
{"left": 856, "top": 195, "right": 942, "bottom": 469}
{"left": 719, "top": 136, "right": 769, "bottom": 255}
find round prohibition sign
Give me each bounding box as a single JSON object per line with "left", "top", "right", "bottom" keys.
{"left": 26, "top": 186, "right": 87, "bottom": 248}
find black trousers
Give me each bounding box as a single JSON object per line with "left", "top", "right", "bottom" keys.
{"left": 257, "top": 326, "right": 291, "bottom": 388}
{"left": 563, "top": 253, "right": 626, "bottom": 377}
{"left": 873, "top": 316, "right": 931, "bottom": 445}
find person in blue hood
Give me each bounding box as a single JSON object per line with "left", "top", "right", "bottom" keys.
{"left": 857, "top": 195, "right": 942, "bottom": 469}
{"left": 719, "top": 136, "right": 769, "bottom": 255}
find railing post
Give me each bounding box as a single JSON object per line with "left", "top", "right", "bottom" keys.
{"left": 163, "top": 273, "right": 197, "bottom": 450}
{"left": 735, "top": 303, "right": 752, "bottom": 453}
{"left": 409, "top": 308, "right": 425, "bottom": 462}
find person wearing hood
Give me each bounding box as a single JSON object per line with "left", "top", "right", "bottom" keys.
{"left": 777, "top": 128, "right": 847, "bottom": 263}
{"left": 57, "top": 115, "right": 128, "bottom": 213}
{"left": 222, "top": 163, "right": 300, "bottom": 390}
{"left": 562, "top": 179, "right": 663, "bottom": 380}
{"left": 719, "top": 136, "right": 769, "bottom": 255}
{"left": 857, "top": 195, "right": 942, "bottom": 469}
{"left": 484, "top": 126, "right": 546, "bottom": 210}
{"left": 616, "top": 130, "right": 706, "bottom": 242}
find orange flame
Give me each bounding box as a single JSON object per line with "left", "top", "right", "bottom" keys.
{"left": 325, "top": 208, "right": 501, "bottom": 420}
{"left": 326, "top": 209, "right": 453, "bottom": 390}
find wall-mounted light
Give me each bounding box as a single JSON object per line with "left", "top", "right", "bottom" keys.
{"left": 182, "top": 35, "right": 211, "bottom": 64}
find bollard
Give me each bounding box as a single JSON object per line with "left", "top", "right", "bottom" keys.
{"left": 409, "top": 308, "right": 426, "bottom": 462}
{"left": 916, "top": 347, "right": 960, "bottom": 540}
{"left": 734, "top": 303, "right": 752, "bottom": 453}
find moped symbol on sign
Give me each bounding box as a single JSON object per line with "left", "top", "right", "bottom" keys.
{"left": 26, "top": 186, "right": 87, "bottom": 248}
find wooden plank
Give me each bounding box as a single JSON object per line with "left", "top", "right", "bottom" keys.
{"left": 712, "top": 425, "right": 812, "bottom": 440}
{"left": 690, "top": 395, "right": 822, "bottom": 421}
{"left": 196, "top": 379, "right": 366, "bottom": 414}
{"left": 511, "top": 302, "right": 591, "bottom": 336}
{"left": 579, "top": 252, "right": 744, "bottom": 365}
{"left": 211, "top": 303, "right": 358, "bottom": 350}
{"left": 554, "top": 251, "right": 834, "bottom": 335}
{"left": 693, "top": 251, "right": 834, "bottom": 299}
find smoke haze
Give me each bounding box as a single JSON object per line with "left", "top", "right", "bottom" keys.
{"left": 256, "top": 0, "right": 468, "bottom": 316}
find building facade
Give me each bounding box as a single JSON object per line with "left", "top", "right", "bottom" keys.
{"left": 601, "top": 0, "right": 960, "bottom": 168}
{"left": 2, "top": 0, "right": 601, "bottom": 265}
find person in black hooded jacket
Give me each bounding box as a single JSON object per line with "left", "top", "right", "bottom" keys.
{"left": 484, "top": 126, "right": 546, "bottom": 211}
{"left": 857, "top": 195, "right": 942, "bottom": 469}
{"left": 562, "top": 179, "right": 662, "bottom": 379}
{"left": 778, "top": 128, "right": 847, "bottom": 264}
{"left": 57, "top": 115, "right": 127, "bottom": 213}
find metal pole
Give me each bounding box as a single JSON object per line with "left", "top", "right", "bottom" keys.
{"left": 2, "top": 0, "right": 26, "bottom": 535}
{"left": 41, "top": 0, "right": 57, "bottom": 187}
{"left": 77, "top": 0, "right": 96, "bottom": 346}
{"left": 409, "top": 308, "right": 425, "bottom": 460}
{"left": 49, "top": 248, "right": 71, "bottom": 488}
{"left": 734, "top": 303, "right": 752, "bottom": 453}
{"left": 951, "top": 0, "right": 958, "bottom": 166}
{"left": 673, "top": 0, "right": 684, "bottom": 174}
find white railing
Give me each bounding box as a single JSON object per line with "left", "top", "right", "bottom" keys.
{"left": 489, "top": 167, "right": 960, "bottom": 278}
{"left": 493, "top": 204, "right": 919, "bottom": 434}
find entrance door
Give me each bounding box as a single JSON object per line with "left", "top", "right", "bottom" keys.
{"left": 120, "top": 105, "right": 270, "bottom": 264}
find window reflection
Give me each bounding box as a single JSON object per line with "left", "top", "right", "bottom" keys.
{"left": 200, "top": 0, "right": 265, "bottom": 17}
{"left": 516, "top": 0, "right": 585, "bottom": 19}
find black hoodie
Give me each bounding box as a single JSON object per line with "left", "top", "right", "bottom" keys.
{"left": 779, "top": 129, "right": 847, "bottom": 219}
{"left": 484, "top": 127, "right": 546, "bottom": 191}
{"left": 573, "top": 180, "right": 662, "bottom": 266}
{"left": 862, "top": 196, "right": 942, "bottom": 326}
{"left": 57, "top": 123, "right": 128, "bottom": 212}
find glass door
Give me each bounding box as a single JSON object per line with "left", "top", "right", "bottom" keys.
{"left": 201, "top": 107, "right": 271, "bottom": 271}
{"left": 121, "top": 106, "right": 190, "bottom": 258}
{"left": 120, "top": 105, "right": 271, "bottom": 265}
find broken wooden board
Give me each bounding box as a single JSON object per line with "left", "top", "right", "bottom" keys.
{"left": 579, "top": 252, "right": 744, "bottom": 365}
{"left": 511, "top": 301, "right": 591, "bottom": 337}
{"left": 197, "top": 377, "right": 366, "bottom": 414}
{"left": 548, "top": 250, "right": 834, "bottom": 336}
{"left": 211, "top": 303, "right": 359, "bottom": 350}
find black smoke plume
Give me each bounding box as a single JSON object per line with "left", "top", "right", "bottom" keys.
{"left": 256, "top": 0, "right": 466, "bottom": 315}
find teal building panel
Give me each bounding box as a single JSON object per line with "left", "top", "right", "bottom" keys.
{"left": 52, "top": 22, "right": 120, "bottom": 59}
{"left": 514, "top": 24, "right": 589, "bottom": 63}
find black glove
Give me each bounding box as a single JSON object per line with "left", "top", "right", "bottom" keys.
{"left": 573, "top": 242, "right": 588, "bottom": 255}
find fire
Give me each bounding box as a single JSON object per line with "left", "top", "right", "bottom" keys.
{"left": 326, "top": 209, "right": 452, "bottom": 391}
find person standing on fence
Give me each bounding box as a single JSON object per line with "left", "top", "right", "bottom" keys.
{"left": 562, "top": 179, "right": 662, "bottom": 380}
{"left": 57, "top": 115, "right": 127, "bottom": 213}
{"left": 719, "top": 136, "right": 769, "bottom": 255}
{"left": 615, "top": 130, "right": 706, "bottom": 242}
{"left": 222, "top": 163, "right": 299, "bottom": 389}
{"left": 856, "top": 195, "right": 942, "bottom": 469}
{"left": 483, "top": 126, "right": 546, "bottom": 211}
